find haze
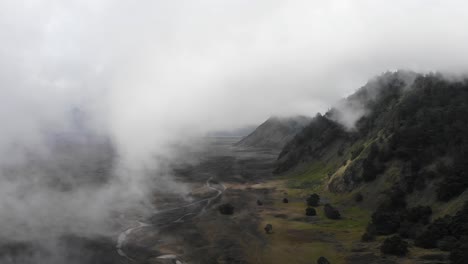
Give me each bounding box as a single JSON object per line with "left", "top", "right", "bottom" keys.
{"left": 1, "top": 0, "right": 468, "bottom": 262}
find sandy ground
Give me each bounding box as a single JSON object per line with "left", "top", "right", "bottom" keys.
{"left": 117, "top": 138, "right": 280, "bottom": 264}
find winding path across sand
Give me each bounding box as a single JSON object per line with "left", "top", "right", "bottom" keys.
{"left": 116, "top": 177, "right": 226, "bottom": 263}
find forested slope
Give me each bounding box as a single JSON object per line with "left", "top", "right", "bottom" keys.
{"left": 275, "top": 71, "right": 468, "bottom": 263}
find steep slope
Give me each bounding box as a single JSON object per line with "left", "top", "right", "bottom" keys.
{"left": 235, "top": 116, "right": 310, "bottom": 149}
{"left": 278, "top": 71, "right": 468, "bottom": 200}
{"left": 274, "top": 71, "right": 468, "bottom": 263}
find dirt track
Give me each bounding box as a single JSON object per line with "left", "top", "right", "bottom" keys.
{"left": 119, "top": 138, "right": 280, "bottom": 264}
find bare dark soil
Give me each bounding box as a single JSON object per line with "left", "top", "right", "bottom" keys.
{"left": 0, "top": 138, "right": 278, "bottom": 264}
{"left": 122, "top": 138, "right": 280, "bottom": 264}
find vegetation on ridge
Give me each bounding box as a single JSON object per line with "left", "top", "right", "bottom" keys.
{"left": 272, "top": 71, "right": 468, "bottom": 263}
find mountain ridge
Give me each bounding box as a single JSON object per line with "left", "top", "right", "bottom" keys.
{"left": 235, "top": 115, "right": 310, "bottom": 149}
{"left": 272, "top": 71, "right": 468, "bottom": 263}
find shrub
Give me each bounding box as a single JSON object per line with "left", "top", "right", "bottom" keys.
{"left": 218, "top": 203, "right": 234, "bottom": 215}
{"left": 450, "top": 237, "right": 468, "bottom": 264}
{"left": 362, "top": 158, "right": 378, "bottom": 182}
{"left": 361, "top": 232, "right": 374, "bottom": 242}
{"left": 371, "top": 209, "right": 401, "bottom": 235}
{"left": 380, "top": 235, "right": 408, "bottom": 256}
{"left": 305, "top": 207, "right": 316, "bottom": 216}
{"left": 362, "top": 224, "right": 377, "bottom": 242}
{"left": 415, "top": 203, "right": 468, "bottom": 249}
{"left": 398, "top": 221, "right": 425, "bottom": 239}
{"left": 437, "top": 236, "right": 457, "bottom": 251}
{"left": 354, "top": 192, "right": 363, "bottom": 202}
{"left": 306, "top": 194, "right": 320, "bottom": 207}
{"left": 351, "top": 145, "right": 364, "bottom": 160}
{"left": 437, "top": 176, "right": 468, "bottom": 201}
{"left": 317, "top": 256, "right": 330, "bottom": 264}
{"left": 415, "top": 216, "right": 452, "bottom": 248}
{"left": 406, "top": 206, "right": 432, "bottom": 224}
{"left": 381, "top": 186, "right": 406, "bottom": 209}
{"left": 323, "top": 204, "right": 340, "bottom": 219}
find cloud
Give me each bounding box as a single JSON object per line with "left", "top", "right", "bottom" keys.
{"left": 1, "top": 0, "right": 468, "bottom": 261}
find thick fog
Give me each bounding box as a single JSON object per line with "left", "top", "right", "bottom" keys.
{"left": 1, "top": 0, "right": 468, "bottom": 262}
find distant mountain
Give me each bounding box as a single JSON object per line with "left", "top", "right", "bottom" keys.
{"left": 205, "top": 125, "right": 257, "bottom": 137}
{"left": 235, "top": 116, "right": 310, "bottom": 149}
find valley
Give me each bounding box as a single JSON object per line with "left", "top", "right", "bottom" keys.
{"left": 3, "top": 73, "right": 468, "bottom": 264}
{"left": 119, "top": 137, "right": 278, "bottom": 264}
{"left": 119, "top": 135, "right": 451, "bottom": 264}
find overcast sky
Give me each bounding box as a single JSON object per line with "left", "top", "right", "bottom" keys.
{"left": 1, "top": 1, "right": 468, "bottom": 254}
{"left": 3, "top": 0, "right": 468, "bottom": 190}
{"left": 2, "top": 0, "right": 468, "bottom": 141}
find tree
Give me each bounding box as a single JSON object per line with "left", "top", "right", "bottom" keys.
{"left": 371, "top": 209, "right": 401, "bottom": 235}
{"left": 380, "top": 235, "right": 408, "bottom": 256}
{"left": 307, "top": 194, "right": 320, "bottom": 207}
{"left": 324, "top": 204, "right": 341, "bottom": 219}
{"left": 219, "top": 203, "right": 234, "bottom": 215}
{"left": 306, "top": 207, "right": 316, "bottom": 216}
{"left": 317, "top": 256, "right": 330, "bottom": 264}
{"left": 354, "top": 192, "right": 363, "bottom": 202}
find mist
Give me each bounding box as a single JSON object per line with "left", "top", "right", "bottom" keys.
{"left": 1, "top": 0, "right": 468, "bottom": 262}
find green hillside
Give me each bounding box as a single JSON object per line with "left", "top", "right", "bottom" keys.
{"left": 272, "top": 71, "right": 468, "bottom": 263}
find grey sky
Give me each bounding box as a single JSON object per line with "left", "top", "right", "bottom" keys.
{"left": 2, "top": 1, "right": 468, "bottom": 138}
{"left": 1, "top": 0, "right": 468, "bottom": 255}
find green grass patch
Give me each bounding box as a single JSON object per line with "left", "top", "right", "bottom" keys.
{"left": 284, "top": 161, "right": 335, "bottom": 191}
{"left": 253, "top": 204, "right": 371, "bottom": 264}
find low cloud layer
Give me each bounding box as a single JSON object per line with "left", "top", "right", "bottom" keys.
{"left": 1, "top": 0, "right": 468, "bottom": 261}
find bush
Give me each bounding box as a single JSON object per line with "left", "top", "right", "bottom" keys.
{"left": 450, "top": 237, "right": 468, "bottom": 264}
{"left": 317, "top": 256, "right": 330, "bottom": 264}
{"left": 351, "top": 145, "right": 364, "bottom": 160}
{"left": 437, "top": 236, "right": 457, "bottom": 251}
{"left": 437, "top": 155, "right": 468, "bottom": 201}
{"left": 361, "top": 232, "right": 374, "bottom": 242}
{"left": 362, "top": 158, "right": 378, "bottom": 182}
{"left": 362, "top": 224, "right": 377, "bottom": 242}
{"left": 218, "top": 203, "right": 234, "bottom": 215}
{"left": 377, "top": 144, "right": 392, "bottom": 162}
{"left": 354, "top": 192, "right": 363, "bottom": 202}
{"left": 306, "top": 194, "right": 320, "bottom": 207}
{"left": 415, "top": 230, "right": 439, "bottom": 249}
{"left": 361, "top": 143, "right": 385, "bottom": 182}
{"left": 381, "top": 186, "right": 406, "bottom": 209}
{"left": 305, "top": 207, "right": 316, "bottom": 216}
{"left": 406, "top": 206, "right": 432, "bottom": 224}
{"left": 323, "top": 204, "right": 340, "bottom": 219}
{"left": 371, "top": 209, "right": 401, "bottom": 235}
{"left": 437, "top": 175, "right": 468, "bottom": 201}
{"left": 415, "top": 216, "right": 452, "bottom": 248}
{"left": 380, "top": 235, "right": 408, "bottom": 256}
{"left": 415, "top": 202, "right": 468, "bottom": 249}
{"left": 398, "top": 221, "right": 425, "bottom": 239}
